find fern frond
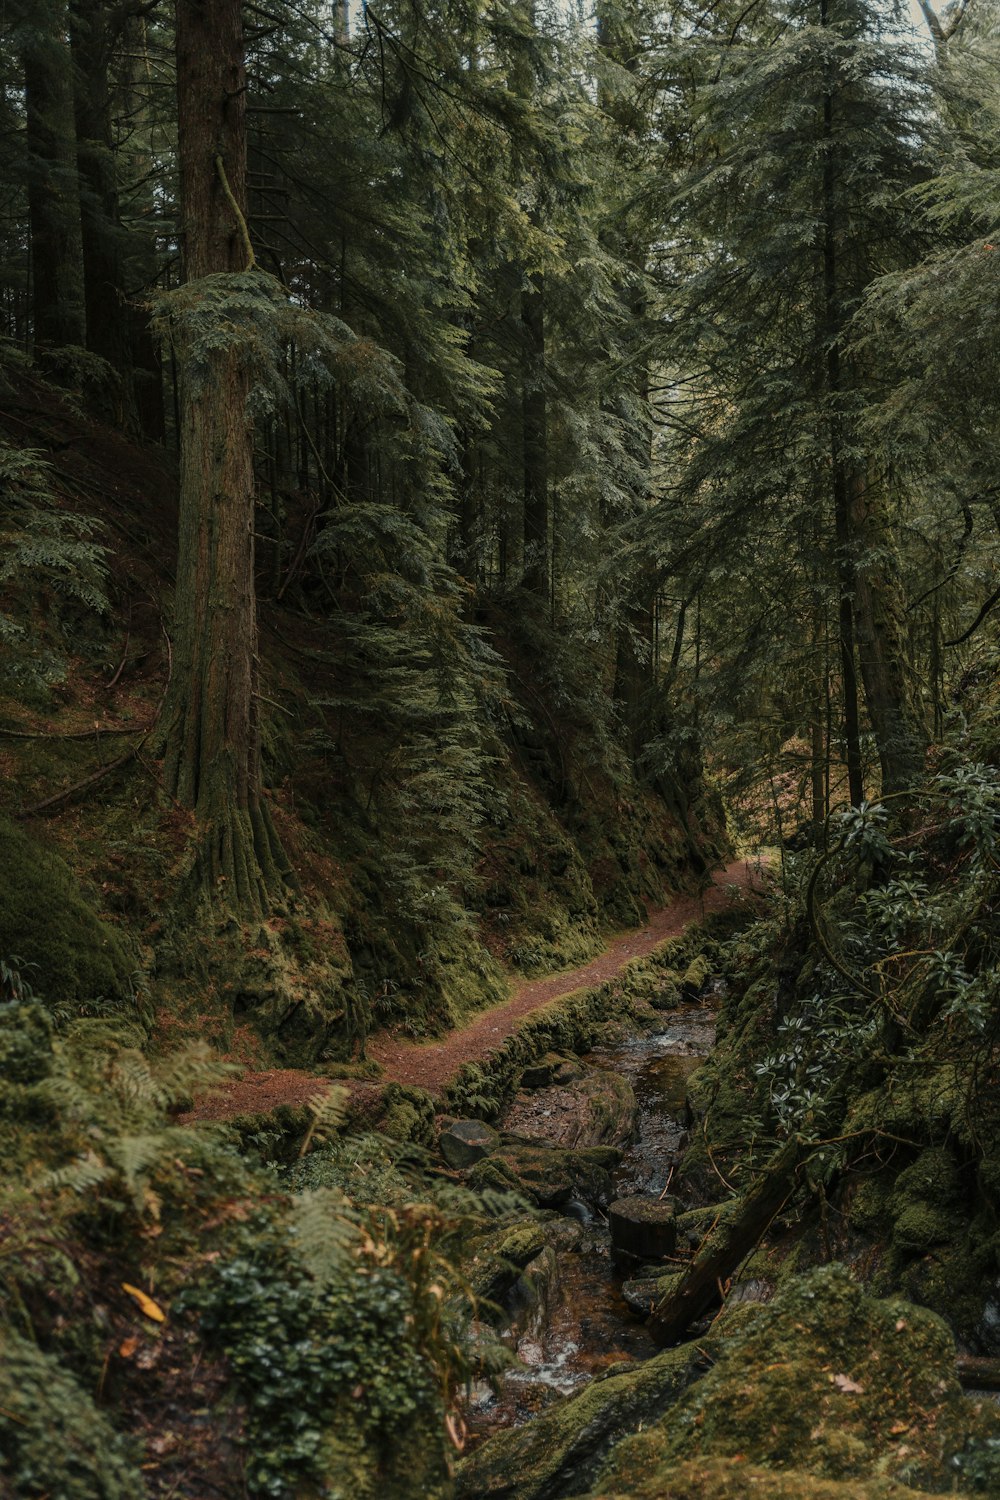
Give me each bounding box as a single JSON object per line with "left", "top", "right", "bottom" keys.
{"left": 297, "top": 1084, "right": 349, "bottom": 1159}
{"left": 288, "top": 1187, "right": 359, "bottom": 1285}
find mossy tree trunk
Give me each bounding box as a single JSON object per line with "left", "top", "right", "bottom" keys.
{"left": 156, "top": 0, "right": 286, "bottom": 913}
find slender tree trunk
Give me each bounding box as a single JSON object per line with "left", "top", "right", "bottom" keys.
{"left": 70, "top": 0, "right": 137, "bottom": 421}
{"left": 521, "top": 272, "right": 549, "bottom": 597}
{"left": 156, "top": 0, "right": 286, "bottom": 911}
{"left": 821, "top": 20, "right": 864, "bottom": 806}
{"left": 849, "top": 472, "right": 928, "bottom": 794}
{"left": 18, "top": 0, "right": 86, "bottom": 351}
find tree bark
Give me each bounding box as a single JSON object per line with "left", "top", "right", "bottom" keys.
{"left": 70, "top": 0, "right": 136, "bottom": 419}
{"left": 18, "top": 0, "right": 86, "bottom": 351}
{"left": 521, "top": 272, "right": 549, "bottom": 597}
{"left": 156, "top": 0, "right": 286, "bottom": 911}
{"left": 849, "top": 472, "right": 928, "bottom": 795}
{"left": 820, "top": 7, "right": 864, "bottom": 806}
{"left": 648, "top": 1134, "right": 811, "bottom": 1346}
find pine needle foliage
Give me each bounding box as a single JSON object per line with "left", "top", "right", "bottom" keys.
{"left": 0, "top": 441, "right": 108, "bottom": 693}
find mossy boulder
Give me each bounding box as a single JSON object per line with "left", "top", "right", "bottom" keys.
{"left": 591, "top": 1455, "right": 923, "bottom": 1498}
{"left": 439, "top": 1117, "right": 501, "bottom": 1168}
{"left": 454, "top": 1339, "right": 707, "bottom": 1500}
{"left": 520, "top": 1053, "right": 585, "bottom": 1089}
{"left": 467, "top": 1142, "right": 621, "bottom": 1208}
{"left": 600, "top": 1264, "right": 1000, "bottom": 1495}
{"left": 681, "top": 953, "right": 711, "bottom": 998}
{"left": 0, "top": 1327, "right": 144, "bottom": 1498}
{"left": 468, "top": 1221, "right": 550, "bottom": 1310}
{"left": 0, "top": 815, "right": 135, "bottom": 1008}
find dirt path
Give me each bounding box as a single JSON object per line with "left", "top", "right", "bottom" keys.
{"left": 184, "top": 858, "right": 767, "bottom": 1122}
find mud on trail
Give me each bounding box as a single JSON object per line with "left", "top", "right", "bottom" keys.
{"left": 183, "top": 858, "right": 766, "bottom": 1123}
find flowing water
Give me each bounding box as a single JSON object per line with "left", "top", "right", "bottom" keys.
{"left": 466, "top": 1000, "right": 719, "bottom": 1443}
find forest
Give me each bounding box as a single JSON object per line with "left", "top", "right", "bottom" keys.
{"left": 2, "top": 0, "right": 1000, "bottom": 1494}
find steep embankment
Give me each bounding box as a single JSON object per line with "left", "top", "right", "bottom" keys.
{"left": 183, "top": 858, "right": 765, "bottom": 1121}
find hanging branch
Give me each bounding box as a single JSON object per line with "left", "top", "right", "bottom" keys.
{"left": 215, "top": 153, "right": 256, "bottom": 270}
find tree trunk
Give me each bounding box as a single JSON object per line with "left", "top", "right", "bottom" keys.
{"left": 70, "top": 0, "right": 136, "bottom": 421}
{"left": 648, "top": 1134, "right": 810, "bottom": 1346}
{"left": 156, "top": 0, "right": 286, "bottom": 911}
{"left": 18, "top": 0, "right": 86, "bottom": 352}
{"left": 521, "top": 272, "right": 549, "bottom": 597}
{"left": 850, "top": 472, "right": 928, "bottom": 794}
{"left": 820, "top": 16, "right": 864, "bottom": 806}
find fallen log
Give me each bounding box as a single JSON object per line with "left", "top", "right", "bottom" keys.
{"left": 956, "top": 1355, "right": 1000, "bottom": 1391}
{"left": 647, "top": 1133, "right": 810, "bottom": 1346}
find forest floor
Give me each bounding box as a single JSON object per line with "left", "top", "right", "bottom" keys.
{"left": 184, "top": 857, "right": 768, "bottom": 1123}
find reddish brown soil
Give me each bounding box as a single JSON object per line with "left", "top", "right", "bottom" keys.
{"left": 183, "top": 858, "right": 767, "bottom": 1122}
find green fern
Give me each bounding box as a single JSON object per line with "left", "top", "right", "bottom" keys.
{"left": 287, "top": 1186, "right": 359, "bottom": 1285}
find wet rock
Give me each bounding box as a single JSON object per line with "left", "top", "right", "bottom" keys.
{"left": 681, "top": 953, "right": 711, "bottom": 999}
{"left": 621, "top": 1272, "right": 682, "bottom": 1317}
{"left": 467, "top": 1142, "right": 621, "bottom": 1209}
{"left": 609, "top": 1196, "right": 677, "bottom": 1267}
{"left": 468, "top": 1221, "right": 548, "bottom": 1310}
{"left": 520, "top": 1053, "right": 585, "bottom": 1089}
{"left": 439, "top": 1118, "right": 500, "bottom": 1169}
{"left": 507, "top": 1246, "right": 561, "bottom": 1331}
{"left": 503, "top": 1068, "right": 637, "bottom": 1149}
{"left": 454, "top": 1339, "right": 706, "bottom": 1499}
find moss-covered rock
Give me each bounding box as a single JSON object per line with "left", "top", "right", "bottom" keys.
{"left": 468, "top": 1220, "right": 550, "bottom": 1311}
{"left": 600, "top": 1264, "right": 1000, "bottom": 1495}
{"left": 681, "top": 952, "right": 711, "bottom": 998}
{"left": 0, "top": 815, "right": 135, "bottom": 1009}
{"left": 0, "top": 1327, "right": 144, "bottom": 1499}
{"left": 454, "top": 1340, "right": 707, "bottom": 1500}
{"left": 467, "top": 1142, "right": 621, "bottom": 1208}
{"left": 591, "top": 1455, "right": 924, "bottom": 1498}
{"left": 503, "top": 1068, "right": 637, "bottom": 1150}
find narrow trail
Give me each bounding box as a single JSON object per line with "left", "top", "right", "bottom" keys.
{"left": 184, "top": 858, "right": 767, "bottom": 1123}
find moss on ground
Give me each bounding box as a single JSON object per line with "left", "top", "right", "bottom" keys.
{"left": 0, "top": 814, "right": 137, "bottom": 1010}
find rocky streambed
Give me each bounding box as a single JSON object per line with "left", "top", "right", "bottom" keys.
{"left": 437, "top": 965, "right": 1000, "bottom": 1500}
{"left": 446, "top": 998, "right": 722, "bottom": 1444}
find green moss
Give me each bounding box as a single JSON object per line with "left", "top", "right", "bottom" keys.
{"left": 0, "top": 999, "right": 55, "bottom": 1083}
{"left": 845, "top": 1174, "right": 893, "bottom": 1236}
{"left": 595, "top": 1455, "right": 923, "bottom": 1499}
{"left": 627, "top": 1264, "right": 1000, "bottom": 1492}
{"left": 454, "top": 1340, "right": 704, "bottom": 1500}
{"left": 891, "top": 1202, "right": 954, "bottom": 1255}
{"left": 0, "top": 815, "right": 135, "bottom": 1009}
{"left": 379, "top": 1083, "right": 437, "bottom": 1146}
{"left": 0, "top": 1328, "right": 144, "bottom": 1499}
{"left": 467, "top": 1142, "right": 620, "bottom": 1207}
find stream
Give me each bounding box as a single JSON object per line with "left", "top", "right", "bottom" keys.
{"left": 465, "top": 1000, "right": 719, "bottom": 1443}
